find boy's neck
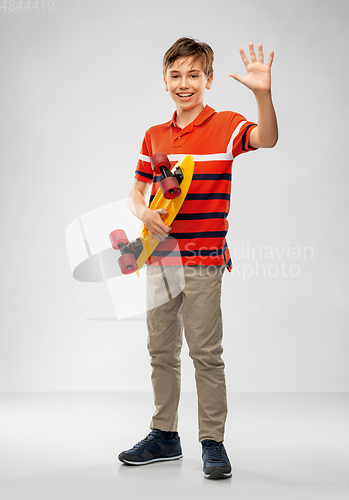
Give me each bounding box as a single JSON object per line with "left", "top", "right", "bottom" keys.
{"left": 175, "top": 103, "right": 205, "bottom": 129}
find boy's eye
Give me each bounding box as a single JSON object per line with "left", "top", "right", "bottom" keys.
{"left": 170, "top": 74, "right": 198, "bottom": 79}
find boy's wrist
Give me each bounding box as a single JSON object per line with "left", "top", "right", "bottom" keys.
{"left": 138, "top": 205, "right": 150, "bottom": 223}
{"left": 252, "top": 89, "right": 273, "bottom": 101}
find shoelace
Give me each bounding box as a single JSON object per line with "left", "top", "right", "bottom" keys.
{"left": 203, "top": 440, "right": 224, "bottom": 462}
{"left": 133, "top": 430, "right": 162, "bottom": 449}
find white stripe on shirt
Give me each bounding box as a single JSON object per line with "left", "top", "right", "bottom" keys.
{"left": 139, "top": 152, "right": 233, "bottom": 163}
{"left": 139, "top": 154, "right": 151, "bottom": 163}
{"left": 226, "top": 120, "right": 247, "bottom": 156}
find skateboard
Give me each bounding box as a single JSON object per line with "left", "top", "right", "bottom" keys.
{"left": 109, "top": 153, "right": 195, "bottom": 275}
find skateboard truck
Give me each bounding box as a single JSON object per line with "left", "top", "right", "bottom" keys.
{"left": 158, "top": 163, "right": 184, "bottom": 185}
{"left": 151, "top": 152, "right": 183, "bottom": 199}
{"left": 118, "top": 238, "right": 143, "bottom": 261}
{"left": 108, "top": 229, "right": 144, "bottom": 274}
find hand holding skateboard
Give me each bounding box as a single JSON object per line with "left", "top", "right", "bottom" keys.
{"left": 141, "top": 207, "right": 171, "bottom": 242}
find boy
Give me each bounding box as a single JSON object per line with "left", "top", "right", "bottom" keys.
{"left": 118, "top": 37, "right": 278, "bottom": 479}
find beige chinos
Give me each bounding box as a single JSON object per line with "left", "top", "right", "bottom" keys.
{"left": 146, "top": 264, "right": 227, "bottom": 443}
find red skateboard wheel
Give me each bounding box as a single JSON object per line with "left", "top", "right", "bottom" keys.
{"left": 118, "top": 253, "right": 138, "bottom": 274}
{"left": 109, "top": 229, "right": 128, "bottom": 250}
{"left": 150, "top": 152, "right": 171, "bottom": 174}
{"left": 160, "top": 176, "right": 181, "bottom": 199}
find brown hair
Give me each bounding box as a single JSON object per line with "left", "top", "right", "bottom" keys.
{"left": 163, "top": 37, "right": 214, "bottom": 77}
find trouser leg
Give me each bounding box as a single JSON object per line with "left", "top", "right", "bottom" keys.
{"left": 182, "top": 265, "right": 227, "bottom": 443}
{"left": 146, "top": 265, "right": 183, "bottom": 432}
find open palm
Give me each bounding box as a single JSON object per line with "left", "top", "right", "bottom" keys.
{"left": 230, "top": 43, "right": 274, "bottom": 94}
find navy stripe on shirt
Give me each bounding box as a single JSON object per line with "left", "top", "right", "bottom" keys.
{"left": 149, "top": 192, "right": 230, "bottom": 203}
{"left": 170, "top": 231, "right": 227, "bottom": 240}
{"left": 193, "top": 173, "right": 232, "bottom": 181}
{"left": 135, "top": 169, "right": 153, "bottom": 180}
{"left": 152, "top": 172, "right": 232, "bottom": 183}
{"left": 152, "top": 248, "right": 224, "bottom": 257}
{"left": 175, "top": 212, "right": 228, "bottom": 220}
{"left": 185, "top": 193, "right": 230, "bottom": 201}
{"left": 242, "top": 124, "right": 254, "bottom": 151}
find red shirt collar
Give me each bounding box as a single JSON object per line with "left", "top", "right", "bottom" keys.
{"left": 169, "top": 105, "right": 216, "bottom": 128}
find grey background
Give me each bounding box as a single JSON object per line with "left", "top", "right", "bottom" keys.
{"left": 1, "top": 0, "right": 348, "bottom": 393}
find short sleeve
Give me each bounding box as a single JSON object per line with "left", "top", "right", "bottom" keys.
{"left": 134, "top": 133, "right": 153, "bottom": 184}
{"left": 226, "top": 112, "right": 258, "bottom": 158}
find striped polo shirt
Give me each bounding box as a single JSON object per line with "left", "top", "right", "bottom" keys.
{"left": 134, "top": 105, "right": 258, "bottom": 271}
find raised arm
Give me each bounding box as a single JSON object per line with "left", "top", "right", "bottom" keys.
{"left": 229, "top": 42, "right": 278, "bottom": 149}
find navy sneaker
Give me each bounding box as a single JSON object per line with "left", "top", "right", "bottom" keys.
{"left": 118, "top": 429, "right": 183, "bottom": 465}
{"left": 201, "top": 439, "right": 232, "bottom": 479}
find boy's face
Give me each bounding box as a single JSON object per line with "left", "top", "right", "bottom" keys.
{"left": 164, "top": 57, "right": 213, "bottom": 113}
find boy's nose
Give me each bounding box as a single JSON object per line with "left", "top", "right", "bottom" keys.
{"left": 179, "top": 78, "right": 190, "bottom": 88}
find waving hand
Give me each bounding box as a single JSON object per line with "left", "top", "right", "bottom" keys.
{"left": 229, "top": 43, "right": 274, "bottom": 94}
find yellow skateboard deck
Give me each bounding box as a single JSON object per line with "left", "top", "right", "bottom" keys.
{"left": 134, "top": 154, "right": 194, "bottom": 275}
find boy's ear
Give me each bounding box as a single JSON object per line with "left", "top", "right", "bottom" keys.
{"left": 163, "top": 75, "right": 168, "bottom": 92}
{"left": 206, "top": 73, "right": 213, "bottom": 89}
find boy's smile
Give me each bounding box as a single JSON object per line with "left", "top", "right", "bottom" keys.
{"left": 164, "top": 57, "right": 213, "bottom": 126}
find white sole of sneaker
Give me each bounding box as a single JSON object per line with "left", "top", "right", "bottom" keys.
{"left": 204, "top": 469, "right": 232, "bottom": 479}
{"left": 121, "top": 455, "right": 183, "bottom": 465}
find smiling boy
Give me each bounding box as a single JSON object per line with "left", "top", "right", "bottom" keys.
{"left": 118, "top": 37, "right": 278, "bottom": 480}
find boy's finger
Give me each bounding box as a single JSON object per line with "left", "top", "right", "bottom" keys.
{"left": 249, "top": 42, "right": 257, "bottom": 62}
{"left": 162, "top": 224, "right": 171, "bottom": 234}
{"left": 229, "top": 72, "right": 244, "bottom": 84}
{"left": 158, "top": 221, "right": 171, "bottom": 234}
{"left": 258, "top": 43, "right": 264, "bottom": 64}
{"left": 267, "top": 50, "right": 274, "bottom": 68}
{"left": 155, "top": 230, "right": 169, "bottom": 242}
{"left": 239, "top": 47, "right": 250, "bottom": 67}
